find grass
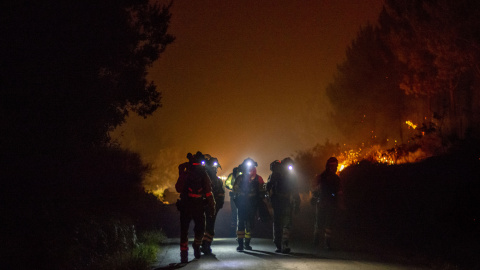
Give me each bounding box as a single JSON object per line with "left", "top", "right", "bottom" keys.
{"left": 93, "top": 229, "right": 167, "bottom": 270}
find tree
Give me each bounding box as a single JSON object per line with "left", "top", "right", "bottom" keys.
{"left": 1, "top": 1, "right": 175, "bottom": 153}
{"left": 383, "top": 0, "right": 480, "bottom": 140}
{"left": 325, "top": 24, "right": 410, "bottom": 147}
{"left": 1, "top": 3, "right": 174, "bottom": 268}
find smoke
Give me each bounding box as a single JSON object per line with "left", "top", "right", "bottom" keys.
{"left": 142, "top": 147, "right": 185, "bottom": 199}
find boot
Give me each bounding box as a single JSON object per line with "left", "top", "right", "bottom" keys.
{"left": 244, "top": 238, "right": 252, "bottom": 250}
{"left": 201, "top": 240, "right": 212, "bottom": 255}
{"left": 193, "top": 243, "right": 201, "bottom": 259}
{"left": 282, "top": 240, "right": 290, "bottom": 254}
{"left": 236, "top": 238, "right": 244, "bottom": 251}
{"left": 274, "top": 241, "right": 282, "bottom": 253}
{"left": 180, "top": 250, "right": 188, "bottom": 263}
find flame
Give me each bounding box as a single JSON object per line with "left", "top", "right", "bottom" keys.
{"left": 150, "top": 187, "right": 170, "bottom": 204}
{"left": 405, "top": 120, "right": 417, "bottom": 129}
{"left": 336, "top": 142, "right": 428, "bottom": 174}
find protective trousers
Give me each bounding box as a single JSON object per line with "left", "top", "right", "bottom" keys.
{"left": 202, "top": 207, "right": 220, "bottom": 254}
{"left": 236, "top": 201, "right": 256, "bottom": 249}
{"left": 180, "top": 200, "right": 205, "bottom": 261}
{"left": 273, "top": 204, "right": 293, "bottom": 250}
{"left": 314, "top": 202, "right": 335, "bottom": 247}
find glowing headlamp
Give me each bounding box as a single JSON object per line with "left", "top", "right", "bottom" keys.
{"left": 288, "top": 165, "right": 293, "bottom": 171}
{"left": 213, "top": 161, "right": 218, "bottom": 167}
{"left": 201, "top": 160, "right": 205, "bottom": 166}
{"left": 246, "top": 161, "right": 252, "bottom": 167}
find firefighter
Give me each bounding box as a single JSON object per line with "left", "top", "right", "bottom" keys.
{"left": 311, "top": 157, "right": 341, "bottom": 250}
{"left": 225, "top": 166, "right": 240, "bottom": 229}
{"left": 175, "top": 152, "right": 216, "bottom": 263}
{"left": 266, "top": 158, "right": 300, "bottom": 253}
{"left": 232, "top": 158, "right": 265, "bottom": 251}
{"left": 201, "top": 156, "right": 225, "bottom": 255}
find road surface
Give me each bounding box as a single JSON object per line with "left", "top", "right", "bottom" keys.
{"left": 152, "top": 238, "right": 430, "bottom": 270}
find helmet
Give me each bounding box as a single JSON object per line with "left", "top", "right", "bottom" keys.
{"left": 241, "top": 158, "right": 258, "bottom": 177}
{"left": 188, "top": 151, "right": 205, "bottom": 165}
{"left": 326, "top": 157, "right": 338, "bottom": 165}
{"left": 281, "top": 157, "right": 294, "bottom": 171}
{"left": 270, "top": 160, "right": 281, "bottom": 171}
{"left": 326, "top": 157, "right": 338, "bottom": 170}
{"left": 206, "top": 157, "right": 221, "bottom": 169}
{"left": 242, "top": 157, "right": 258, "bottom": 168}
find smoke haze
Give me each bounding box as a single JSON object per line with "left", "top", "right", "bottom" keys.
{"left": 112, "top": 0, "right": 384, "bottom": 191}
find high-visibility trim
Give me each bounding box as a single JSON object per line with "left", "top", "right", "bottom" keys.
{"left": 180, "top": 242, "right": 189, "bottom": 251}
{"left": 188, "top": 193, "right": 202, "bottom": 198}
{"left": 203, "top": 232, "right": 214, "bottom": 242}
{"left": 205, "top": 192, "right": 213, "bottom": 197}
{"left": 236, "top": 230, "right": 245, "bottom": 239}
{"left": 245, "top": 231, "right": 251, "bottom": 239}
{"left": 194, "top": 237, "right": 202, "bottom": 245}
{"left": 192, "top": 163, "right": 201, "bottom": 165}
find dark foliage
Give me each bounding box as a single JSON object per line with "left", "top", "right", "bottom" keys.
{"left": 0, "top": 1, "right": 174, "bottom": 269}
{"left": 340, "top": 142, "right": 480, "bottom": 269}
{"left": 1, "top": 146, "right": 167, "bottom": 270}
{"left": 1, "top": 0, "right": 174, "bottom": 150}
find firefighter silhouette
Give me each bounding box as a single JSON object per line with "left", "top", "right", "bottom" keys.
{"left": 225, "top": 166, "right": 240, "bottom": 230}
{"left": 311, "top": 156, "right": 341, "bottom": 250}
{"left": 232, "top": 158, "right": 265, "bottom": 251}
{"left": 266, "top": 158, "right": 300, "bottom": 253}
{"left": 201, "top": 155, "right": 225, "bottom": 255}
{"left": 175, "top": 151, "right": 216, "bottom": 263}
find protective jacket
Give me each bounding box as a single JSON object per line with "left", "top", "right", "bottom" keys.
{"left": 268, "top": 171, "right": 300, "bottom": 209}
{"left": 312, "top": 170, "right": 340, "bottom": 207}
{"left": 233, "top": 173, "right": 265, "bottom": 209}
{"left": 207, "top": 170, "right": 225, "bottom": 210}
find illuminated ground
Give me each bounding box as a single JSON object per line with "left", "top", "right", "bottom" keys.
{"left": 152, "top": 238, "right": 430, "bottom": 270}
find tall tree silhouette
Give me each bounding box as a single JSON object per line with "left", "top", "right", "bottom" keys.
{"left": 1, "top": 1, "right": 174, "bottom": 153}
{"left": 383, "top": 0, "right": 480, "bottom": 140}
{"left": 326, "top": 24, "right": 409, "bottom": 147}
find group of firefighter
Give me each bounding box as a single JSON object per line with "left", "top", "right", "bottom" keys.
{"left": 175, "top": 151, "right": 341, "bottom": 263}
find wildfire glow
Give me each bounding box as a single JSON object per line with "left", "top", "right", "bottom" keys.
{"left": 405, "top": 120, "right": 417, "bottom": 129}
{"left": 336, "top": 144, "right": 428, "bottom": 174}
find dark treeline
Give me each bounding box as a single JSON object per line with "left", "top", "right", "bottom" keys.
{"left": 326, "top": 0, "right": 480, "bottom": 149}
{"left": 291, "top": 1, "right": 480, "bottom": 268}
{"left": 1, "top": 1, "right": 174, "bottom": 269}
{"left": 294, "top": 0, "right": 480, "bottom": 197}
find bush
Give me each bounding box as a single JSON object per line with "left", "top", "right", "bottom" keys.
{"left": 340, "top": 148, "right": 480, "bottom": 269}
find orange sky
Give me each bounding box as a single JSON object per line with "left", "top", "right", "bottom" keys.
{"left": 112, "top": 0, "right": 385, "bottom": 191}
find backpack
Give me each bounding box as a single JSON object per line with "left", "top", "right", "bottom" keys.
{"left": 179, "top": 165, "right": 205, "bottom": 199}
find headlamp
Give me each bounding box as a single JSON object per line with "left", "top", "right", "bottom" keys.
{"left": 213, "top": 161, "right": 218, "bottom": 167}
{"left": 201, "top": 160, "right": 205, "bottom": 166}
{"left": 288, "top": 165, "right": 293, "bottom": 171}
{"left": 246, "top": 161, "right": 252, "bottom": 167}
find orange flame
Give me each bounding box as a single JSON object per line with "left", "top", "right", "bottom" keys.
{"left": 405, "top": 120, "right": 417, "bottom": 129}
